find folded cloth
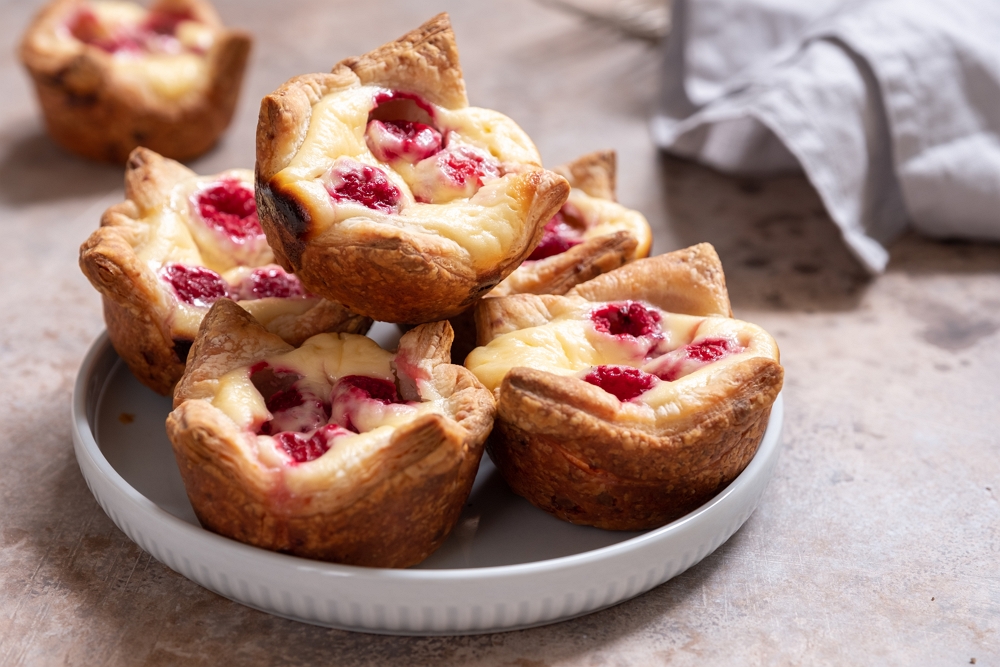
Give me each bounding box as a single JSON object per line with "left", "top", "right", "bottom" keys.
{"left": 651, "top": 0, "right": 1000, "bottom": 272}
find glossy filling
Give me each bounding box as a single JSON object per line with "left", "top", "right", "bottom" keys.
{"left": 272, "top": 425, "right": 351, "bottom": 464}
{"left": 231, "top": 267, "right": 305, "bottom": 300}
{"left": 450, "top": 144, "right": 499, "bottom": 184}
{"left": 60, "top": 1, "right": 216, "bottom": 101}
{"left": 326, "top": 159, "right": 401, "bottom": 214}
{"left": 187, "top": 178, "right": 271, "bottom": 269}
{"left": 464, "top": 297, "right": 772, "bottom": 413}
{"left": 160, "top": 263, "right": 228, "bottom": 307}
{"left": 590, "top": 301, "right": 662, "bottom": 338}
{"left": 372, "top": 89, "right": 437, "bottom": 120}
{"left": 194, "top": 179, "right": 263, "bottom": 244}
{"left": 68, "top": 4, "right": 207, "bottom": 56}
{"left": 583, "top": 365, "right": 658, "bottom": 402}
{"left": 584, "top": 303, "right": 737, "bottom": 400}
{"left": 249, "top": 358, "right": 414, "bottom": 465}
{"left": 162, "top": 263, "right": 305, "bottom": 307}
{"left": 500, "top": 192, "right": 654, "bottom": 295}
{"left": 363, "top": 92, "right": 503, "bottom": 205}
{"left": 329, "top": 375, "right": 403, "bottom": 434}
{"left": 269, "top": 84, "right": 544, "bottom": 270}
{"left": 366, "top": 120, "right": 443, "bottom": 164}
{"left": 527, "top": 210, "right": 584, "bottom": 261}
{"left": 123, "top": 168, "right": 327, "bottom": 343}
{"left": 643, "top": 338, "right": 736, "bottom": 382}
{"left": 411, "top": 142, "right": 501, "bottom": 204}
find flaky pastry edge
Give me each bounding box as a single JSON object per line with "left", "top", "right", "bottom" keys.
{"left": 79, "top": 147, "right": 370, "bottom": 396}
{"left": 167, "top": 299, "right": 495, "bottom": 567}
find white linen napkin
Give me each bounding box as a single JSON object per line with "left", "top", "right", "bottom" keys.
{"left": 651, "top": 0, "right": 1000, "bottom": 272}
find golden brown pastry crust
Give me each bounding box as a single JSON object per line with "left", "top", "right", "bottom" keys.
{"left": 567, "top": 242, "right": 733, "bottom": 317}
{"left": 472, "top": 244, "right": 782, "bottom": 530}
{"left": 475, "top": 243, "right": 733, "bottom": 345}
{"left": 79, "top": 147, "right": 370, "bottom": 396}
{"left": 254, "top": 14, "right": 570, "bottom": 324}
{"left": 490, "top": 150, "right": 648, "bottom": 299}
{"left": 335, "top": 13, "right": 468, "bottom": 112}
{"left": 553, "top": 149, "right": 617, "bottom": 201}
{"left": 254, "top": 14, "right": 467, "bottom": 186}
{"left": 490, "top": 231, "right": 638, "bottom": 299}
{"left": 488, "top": 359, "right": 780, "bottom": 530}
{"left": 19, "top": 0, "right": 251, "bottom": 163}
{"left": 167, "top": 299, "right": 495, "bottom": 567}
{"left": 445, "top": 151, "right": 650, "bottom": 363}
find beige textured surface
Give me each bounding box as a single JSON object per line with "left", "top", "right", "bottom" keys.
{"left": 1, "top": 0, "right": 998, "bottom": 664}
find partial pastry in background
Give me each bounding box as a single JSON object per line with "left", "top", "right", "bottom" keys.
{"left": 448, "top": 149, "right": 652, "bottom": 361}
{"left": 255, "top": 13, "right": 569, "bottom": 324}
{"left": 466, "top": 244, "right": 783, "bottom": 530}
{"left": 80, "top": 148, "right": 370, "bottom": 396}
{"left": 19, "top": 0, "right": 251, "bottom": 163}
{"left": 167, "top": 299, "right": 495, "bottom": 567}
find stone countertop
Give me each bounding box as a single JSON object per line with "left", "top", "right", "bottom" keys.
{"left": 1, "top": 0, "right": 998, "bottom": 664}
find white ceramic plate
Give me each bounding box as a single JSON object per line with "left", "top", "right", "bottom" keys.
{"left": 71, "top": 328, "right": 783, "bottom": 635}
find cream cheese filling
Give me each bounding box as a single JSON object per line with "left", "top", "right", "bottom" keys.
{"left": 127, "top": 169, "right": 320, "bottom": 340}
{"left": 211, "top": 333, "right": 451, "bottom": 494}
{"left": 113, "top": 52, "right": 210, "bottom": 103}
{"left": 572, "top": 190, "right": 652, "bottom": 260}
{"left": 465, "top": 297, "right": 779, "bottom": 426}
{"left": 270, "top": 85, "right": 544, "bottom": 270}
{"left": 497, "top": 188, "right": 653, "bottom": 292}
{"left": 52, "top": 0, "right": 215, "bottom": 104}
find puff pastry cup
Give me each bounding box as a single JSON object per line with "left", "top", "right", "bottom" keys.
{"left": 166, "top": 298, "right": 495, "bottom": 567}
{"left": 491, "top": 150, "right": 652, "bottom": 298}
{"left": 19, "top": 0, "right": 251, "bottom": 163}
{"left": 80, "top": 147, "right": 369, "bottom": 396}
{"left": 255, "top": 13, "right": 570, "bottom": 324}
{"left": 447, "top": 150, "right": 653, "bottom": 362}
{"left": 465, "top": 244, "right": 784, "bottom": 530}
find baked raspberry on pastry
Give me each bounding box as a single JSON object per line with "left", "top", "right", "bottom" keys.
{"left": 255, "top": 13, "right": 570, "bottom": 324}
{"left": 465, "top": 244, "right": 783, "bottom": 530}
{"left": 491, "top": 150, "right": 652, "bottom": 298}
{"left": 19, "top": 0, "right": 250, "bottom": 163}
{"left": 166, "top": 299, "right": 495, "bottom": 567}
{"left": 446, "top": 150, "right": 654, "bottom": 362}
{"left": 80, "top": 147, "right": 370, "bottom": 396}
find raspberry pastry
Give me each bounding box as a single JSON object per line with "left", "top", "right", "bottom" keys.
{"left": 166, "top": 299, "right": 495, "bottom": 567}
{"left": 465, "top": 244, "right": 783, "bottom": 530}
{"left": 491, "top": 150, "right": 652, "bottom": 298}
{"left": 19, "top": 0, "right": 250, "bottom": 163}
{"left": 255, "top": 13, "right": 570, "bottom": 324}
{"left": 80, "top": 148, "right": 369, "bottom": 396}
{"left": 447, "top": 150, "right": 653, "bottom": 362}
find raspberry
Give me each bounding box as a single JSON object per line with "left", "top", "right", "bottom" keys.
{"left": 335, "top": 375, "right": 401, "bottom": 404}
{"left": 160, "top": 263, "right": 228, "bottom": 307}
{"left": 685, "top": 338, "right": 733, "bottom": 362}
{"left": 327, "top": 161, "right": 401, "bottom": 213}
{"left": 527, "top": 211, "right": 584, "bottom": 260}
{"left": 591, "top": 302, "right": 661, "bottom": 338}
{"left": 240, "top": 267, "right": 304, "bottom": 300}
{"left": 273, "top": 424, "right": 347, "bottom": 464}
{"left": 440, "top": 146, "right": 500, "bottom": 188}
{"left": 195, "top": 179, "right": 262, "bottom": 243}
{"left": 366, "top": 120, "right": 442, "bottom": 163}
{"left": 372, "top": 90, "right": 437, "bottom": 119}
{"left": 583, "top": 365, "right": 658, "bottom": 402}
